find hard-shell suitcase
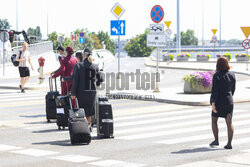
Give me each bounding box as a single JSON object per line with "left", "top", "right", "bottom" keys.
{"left": 45, "top": 78, "right": 59, "bottom": 122}
{"left": 92, "top": 96, "right": 109, "bottom": 127}
{"left": 97, "top": 98, "right": 114, "bottom": 138}
{"left": 55, "top": 95, "right": 70, "bottom": 129}
{"left": 68, "top": 98, "right": 91, "bottom": 145}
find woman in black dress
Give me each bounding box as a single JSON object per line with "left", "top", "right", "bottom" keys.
{"left": 71, "top": 48, "right": 103, "bottom": 129}
{"left": 210, "top": 57, "right": 236, "bottom": 149}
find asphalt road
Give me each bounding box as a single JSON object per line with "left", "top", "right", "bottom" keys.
{"left": 0, "top": 57, "right": 250, "bottom": 167}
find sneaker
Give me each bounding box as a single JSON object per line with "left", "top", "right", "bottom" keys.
{"left": 21, "top": 89, "right": 25, "bottom": 93}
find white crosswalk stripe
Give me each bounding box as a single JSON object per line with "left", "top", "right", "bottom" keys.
{"left": 88, "top": 160, "right": 146, "bottom": 167}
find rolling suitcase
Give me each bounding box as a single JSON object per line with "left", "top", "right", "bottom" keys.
{"left": 55, "top": 95, "right": 70, "bottom": 129}
{"left": 92, "top": 96, "right": 108, "bottom": 127}
{"left": 45, "top": 77, "right": 59, "bottom": 122}
{"left": 97, "top": 97, "right": 114, "bottom": 138}
{"left": 68, "top": 98, "right": 91, "bottom": 145}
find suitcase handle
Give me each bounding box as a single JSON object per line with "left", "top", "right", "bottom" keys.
{"left": 49, "top": 75, "right": 57, "bottom": 92}
{"left": 69, "top": 96, "right": 79, "bottom": 109}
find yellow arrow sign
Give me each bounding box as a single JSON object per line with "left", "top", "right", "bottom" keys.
{"left": 211, "top": 29, "right": 217, "bottom": 35}
{"left": 241, "top": 27, "right": 250, "bottom": 38}
{"left": 164, "top": 21, "right": 172, "bottom": 29}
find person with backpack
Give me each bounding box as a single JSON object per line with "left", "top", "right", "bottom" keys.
{"left": 50, "top": 47, "right": 76, "bottom": 95}
{"left": 71, "top": 48, "right": 104, "bottom": 131}
{"left": 15, "top": 42, "right": 34, "bottom": 93}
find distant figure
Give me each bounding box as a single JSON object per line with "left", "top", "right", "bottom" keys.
{"left": 38, "top": 56, "right": 45, "bottom": 84}
{"left": 210, "top": 57, "right": 236, "bottom": 149}
{"left": 16, "top": 42, "right": 34, "bottom": 93}
{"left": 50, "top": 47, "right": 77, "bottom": 95}
{"left": 71, "top": 48, "right": 103, "bottom": 130}
{"left": 52, "top": 46, "right": 65, "bottom": 77}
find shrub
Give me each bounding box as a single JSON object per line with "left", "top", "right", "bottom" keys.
{"left": 169, "top": 54, "right": 174, "bottom": 60}
{"left": 177, "top": 53, "right": 191, "bottom": 58}
{"left": 184, "top": 71, "right": 215, "bottom": 88}
{"left": 216, "top": 53, "right": 232, "bottom": 60}
{"left": 196, "top": 54, "right": 211, "bottom": 59}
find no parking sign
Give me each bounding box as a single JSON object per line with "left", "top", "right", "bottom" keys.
{"left": 150, "top": 5, "right": 164, "bottom": 23}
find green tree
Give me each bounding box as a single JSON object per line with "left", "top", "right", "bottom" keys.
{"left": 124, "top": 29, "right": 153, "bottom": 57}
{"left": 71, "top": 28, "right": 95, "bottom": 51}
{"left": 174, "top": 29, "right": 198, "bottom": 45}
{"left": 97, "top": 31, "right": 115, "bottom": 54}
{"left": 0, "top": 19, "right": 11, "bottom": 29}
{"left": 90, "top": 33, "right": 103, "bottom": 49}
{"left": 47, "top": 31, "right": 59, "bottom": 50}
{"left": 27, "top": 26, "right": 42, "bottom": 43}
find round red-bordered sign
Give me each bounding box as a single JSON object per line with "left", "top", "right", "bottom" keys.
{"left": 242, "top": 39, "right": 250, "bottom": 49}
{"left": 150, "top": 5, "right": 164, "bottom": 23}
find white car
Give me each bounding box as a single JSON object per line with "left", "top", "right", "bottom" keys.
{"left": 77, "top": 50, "right": 104, "bottom": 71}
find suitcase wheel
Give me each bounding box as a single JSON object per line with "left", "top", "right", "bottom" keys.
{"left": 47, "top": 119, "right": 51, "bottom": 123}
{"left": 63, "top": 126, "right": 65, "bottom": 129}
{"left": 58, "top": 126, "right": 61, "bottom": 130}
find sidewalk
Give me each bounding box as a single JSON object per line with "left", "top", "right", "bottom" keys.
{"left": 108, "top": 57, "right": 250, "bottom": 106}
{"left": 175, "top": 150, "right": 250, "bottom": 167}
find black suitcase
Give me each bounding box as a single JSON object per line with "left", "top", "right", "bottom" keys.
{"left": 97, "top": 98, "right": 114, "bottom": 138}
{"left": 45, "top": 78, "right": 59, "bottom": 123}
{"left": 68, "top": 98, "right": 91, "bottom": 145}
{"left": 55, "top": 95, "right": 70, "bottom": 129}
{"left": 92, "top": 96, "right": 109, "bottom": 127}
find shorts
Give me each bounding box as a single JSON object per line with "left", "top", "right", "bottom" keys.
{"left": 19, "top": 67, "right": 30, "bottom": 78}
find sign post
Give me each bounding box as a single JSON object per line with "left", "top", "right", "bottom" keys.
{"left": 111, "top": 2, "right": 125, "bottom": 79}
{"left": 0, "top": 31, "right": 9, "bottom": 76}
{"left": 148, "top": 5, "right": 165, "bottom": 92}
{"left": 58, "top": 36, "right": 64, "bottom": 46}
{"left": 164, "top": 21, "right": 172, "bottom": 62}
{"left": 211, "top": 29, "right": 218, "bottom": 59}
{"left": 241, "top": 27, "right": 250, "bottom": 71}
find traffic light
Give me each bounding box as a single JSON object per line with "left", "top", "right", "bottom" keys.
{"left": 8, "top": 31, "right": 14, "bottom": 43}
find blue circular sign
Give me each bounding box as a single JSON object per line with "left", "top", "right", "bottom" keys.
{"left": 151, "top": 5, "right": 164, "bottom": 23}
{"left": 79, "top": 32, "right": 85, "bottom": 37}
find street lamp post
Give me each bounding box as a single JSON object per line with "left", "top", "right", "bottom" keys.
{"left": 176, "top": 0, "right": 181, "bottom": 54}
{"left": 219, "top": 0, "right": 222, "bottom": 47}
{"left": 16, "top": 0, "right": 18, "bottom": 47}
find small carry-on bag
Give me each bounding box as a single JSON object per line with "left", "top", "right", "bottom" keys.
{"left": 92, "top": 96, "right": 109, "bottom": 127}
{"left": 97, "top": 97, "right": 114, "bottom": 138}
{"left": 55, "top": 95, "right": 70, "bottom": 129}
{"left": 68, "top": 97, "right": 91, "bottom": 145}
{"left": 45, "top": 77, "right": 59, "bottom": 122}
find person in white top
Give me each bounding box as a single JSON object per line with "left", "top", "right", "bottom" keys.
{"left": 16, "top": 42, "right": 34, "bottom": 93}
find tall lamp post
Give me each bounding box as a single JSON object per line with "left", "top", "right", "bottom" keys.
{"left": 176, "top": 0, "right": 181, "bottom": 54}
{"left": 219, "top": 0, "right": 222, "bottom": 47}
{"left": 16, "top": 0, "right": 19, "bottom": 47}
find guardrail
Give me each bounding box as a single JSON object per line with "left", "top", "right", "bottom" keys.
{"left": 0, "top": 41, "right": 53, "bottom": 64}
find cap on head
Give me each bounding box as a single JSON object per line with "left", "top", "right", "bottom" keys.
{"left": 66, "top": 47, "right": 74, "bottom": 55}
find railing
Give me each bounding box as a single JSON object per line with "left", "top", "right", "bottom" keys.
{"left": 0, "top": 41, "right": 53, "bottom": 64}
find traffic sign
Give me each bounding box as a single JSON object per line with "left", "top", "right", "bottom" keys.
{"left": 110, "top": 20, "right": 125, "bottom": 36}
{"left": 111, "top": 2, "right": 125, "bottom": 19}
{"left": 212, "top": 35, "right": 217, "bottom": 43}
{"left": 147, "top": 34, "right": 167, "bottom": 47}
{"left": 150, "top": 24, "right": 164, "bottom": 33}
{"left": 79, "top": 37, "right": 85, "bottom": 44}
{"left": 241, "top": 27, "right": 250, "bottom": 39}
{"left": 242, "top": 39, "right": 250, "bottom": 49}
{"left": 164, "top": 21, "right": 171, "bottom": 28}
{"left": 71, "top": 34, "right": 77, "bottom": 41}
{"left": 0, "top": 32, "right": 9, "bottom": 43}
{"left": 211, "top": 29, "right": 217, "bottom": 35}
{"left": 165, "top": 29, "right": 172, "bottom": 37}
{"left": 79, "top": 32, "right": 85, "bottom": 38}
{"left": 58, "top": 36, "right": 64, "bottom": 44}
{"left": 150, "top": 5, "right": 164, "bottom": 23}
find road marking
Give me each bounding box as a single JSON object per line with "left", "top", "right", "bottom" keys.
{"left": 88, "top": 160, "right": 146, "bottom": 167}
{"left": 115, "top": 109, "right": 248, "bottom": 128}
{"left": 11, "top": 149, "right": 58, "bottom": 157}
{"left": 0, "top": 144, "right": 23, "bottom": 151}
{"left": 116, "top": 119, "right": 250, "bottom": 140}
{"left": 0, "top": 96, "right": 44, "bottom": 103}
{"left": 155, "top": 127, "right": 250, "bottom": 145}
{"left": 0, "top": 100, "right": 44, "bottom": 108}
{"left": 51, "top": 155, "right": 100, "bottom": 163}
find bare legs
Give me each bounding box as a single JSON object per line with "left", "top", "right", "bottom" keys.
{"left": 87, "top": 116, "right": 92, "bottom": 132}
{"left": 210, "top": 114, "right": 234, "bottom": 149}
{"left": 20, "top": 76, "right": 29, "bottom": 89}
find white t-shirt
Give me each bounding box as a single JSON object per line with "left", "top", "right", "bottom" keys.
{"left": 19, "top": 50, "right": 30, "bottom": 67}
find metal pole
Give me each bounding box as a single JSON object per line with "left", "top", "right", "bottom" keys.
{"left": 16, "top": 0, "right": 19, "bottom": 47}
{"left": 214, "top": 42, "right": 216, "bottom": 59}
{"left": 47, "top": 13, "right": 49, "bottom": 38}
{"left": 202, "top": 0, "right": 204, "bottom": 48}
{"left": 219, "top": 0, "right": 222, "bottom": 47}
{"left": 247, "top": 49, "right": 249, "bottom": 71}
{"left": 155, "top": 47, "right": 160, "bottom": 92}
{"left": 177, "top": 0, "right": 181, "bottom": 54}
{"left": 117, "top": 35, "right": 121, "bottom": 79}
{"left": 3, "top": 34, "right": 5, "bottom": 76}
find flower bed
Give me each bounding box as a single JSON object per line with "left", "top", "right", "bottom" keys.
{"left": 216, "top": 53, "right": 232, "bottom": 61}
{"left": 177, "top": 53, "right": 191, "bottom": 62}
{"left": 196, "top": 54, "right": 211, "bottom": 62}
{"left": 162, "top": 54, "right": 174, "bottom": 61}
{"left": 183, "top": 71, "right": 215, "bottom": 94}
{"left": 235, "top": 54, "right": 250, "bottom": 62}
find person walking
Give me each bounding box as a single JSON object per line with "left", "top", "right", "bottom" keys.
{"left": 16, "top": 42, "right": 34, "bottom": 93}
{"left": 210, "top": 57, "right": 236, "bottom": 149}
{"left": 50, "top": 47, "right": 76, "bottom": 95}
{"left": 71, "top": 48, "right": 103, "bottom": 131}
{"left": 38, "top": 56, "right": 45, "bottom": 84}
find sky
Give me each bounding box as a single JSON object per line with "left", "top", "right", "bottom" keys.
{"left": 0, "top": 0, "right": 249, "bottom": 41}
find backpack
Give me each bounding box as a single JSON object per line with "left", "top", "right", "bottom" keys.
{"left": 11, "top": 50, "right": 22, "bottom": 67}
